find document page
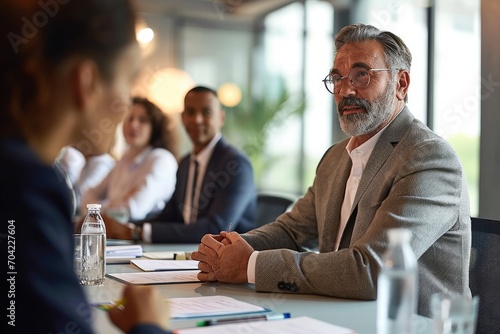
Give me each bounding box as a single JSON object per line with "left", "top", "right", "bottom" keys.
{"left": 106, "top": 270, "right": 200, "bottom": 285}
{"left": 176, "top": 316, "right": 356, "bottom": 334}
{"left": 130, "top": 259, "right": 199, "bottom": 271}
{"left": 105, "top": 245, "right": 143, "bottom": 264}
{"left": 142, "top": 251, "right": 192, "bottom": 260}
{"left": 169, "top": 296, "right": 268, "bottom": 319}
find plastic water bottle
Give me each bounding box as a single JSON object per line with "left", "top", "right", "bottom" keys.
{"left": 80, "top": 203, "right": 106, "bottom": 285}
{"left": 377, "top": 228, "right": 417, "bottom": 334}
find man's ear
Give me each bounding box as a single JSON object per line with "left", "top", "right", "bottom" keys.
{"left": 395, "top": 70, "right": 410, "bottom": 101}
{"left": 71, "top": 59, "right": 100, "bottom": 112}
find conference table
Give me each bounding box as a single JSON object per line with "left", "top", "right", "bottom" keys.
{"left": 85, "top": 243, "right": 434, "bottom": 333}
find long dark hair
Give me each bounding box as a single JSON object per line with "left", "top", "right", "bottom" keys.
{"left": 132, "top": 97, "right": 180, "bottom": 160}
{"left": 0, "top": 0, "right": 137, "bottom": 138}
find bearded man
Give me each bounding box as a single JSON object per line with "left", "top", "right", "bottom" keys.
{"left": 192, "top": 24, "right": 471, "bottom": 318}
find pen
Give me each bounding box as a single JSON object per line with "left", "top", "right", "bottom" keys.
{"left": 92, "top": 298, "right": 125, "bottom": 311}
{"left": 196, "top": 312, "right": 291, "bottom": 327}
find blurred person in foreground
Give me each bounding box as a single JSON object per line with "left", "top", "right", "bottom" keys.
{"left": 104, "top": 86, "right": 256, "bottom": 243}
{"left": 0, "top": 1, "right": 171, "bottom": 333}
{"left": 192, "top": 23, "right": 471, "bottom": 317}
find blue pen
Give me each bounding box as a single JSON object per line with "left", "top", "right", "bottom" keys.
{"left": 196, "top": 312, "right": 291, "bottom": 327}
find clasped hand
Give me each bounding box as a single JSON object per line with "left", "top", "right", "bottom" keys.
{"left": 191, "top": 231, "right": 254, "bottom": 284}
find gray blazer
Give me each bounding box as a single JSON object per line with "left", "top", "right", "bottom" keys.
{"left": 242, "top": 107, "right": 471, "bottom": 317}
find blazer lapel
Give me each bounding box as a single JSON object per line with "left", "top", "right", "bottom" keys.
{"left": 347, "top": 107, "right": 415, "bottom": 241}
{"left": 351, "top": 107, "right": 414, "bottom": 210}
{"left": 319, "top": 143, "right": 352, "bottom": 252}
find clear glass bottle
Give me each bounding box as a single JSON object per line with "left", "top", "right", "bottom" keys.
{"left": 80, "top": 203, "right": 106, "bottom": 286}
{"left": 377, "top": 228, "right": 418, "bottom": 334}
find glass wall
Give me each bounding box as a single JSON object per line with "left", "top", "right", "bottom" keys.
{"left": 433, "top": 0, "right": 480, "bottom": 215}
{"left": 357, "top": 0, "right": 428, "bottom": 123}
{"left": 253, "top": 1, "right": 334, "bottom": 195}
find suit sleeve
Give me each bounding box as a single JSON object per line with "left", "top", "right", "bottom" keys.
{"left": 149, "top": 154, "right": 256, "bottom": 243}
{"left": 246, "top": 138, "right": 467, "bottom": 300}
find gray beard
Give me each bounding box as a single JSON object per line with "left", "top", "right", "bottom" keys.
{"left": 336, "top": 83, "right": 396, "bottom": 137}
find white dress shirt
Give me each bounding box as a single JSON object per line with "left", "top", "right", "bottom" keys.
{"left": 334, "top": 130, "right": 384, "bottom": 250}
{"left": 81, "top": 146, "right": 177, "bottom": 221}
{"left": 76, "top": 153, "right": 115, "bottom": 202}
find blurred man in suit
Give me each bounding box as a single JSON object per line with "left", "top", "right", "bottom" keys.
{"left": 105, "top": 86, "right": 256, "bottom": 243}
{"left": 192, "top": 24, "right": 471, "bottom": 318}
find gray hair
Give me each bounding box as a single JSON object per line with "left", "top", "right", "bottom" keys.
{"left": 335, "top": 24, "right": 411, "bottom": 102}
{"left": 335, "top": 24, "right": 412, "bottom": 72}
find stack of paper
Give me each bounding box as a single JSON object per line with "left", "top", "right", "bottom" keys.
{"left": 106, "top": 270, "right": 200, "bottom": 285}
{"left": 168, "top": 296, "right": 270, "bottom": 319}
{"left": 106, "top": 245, "right": 143, "bottom": 264}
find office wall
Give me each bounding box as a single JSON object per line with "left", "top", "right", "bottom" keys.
{"left": 479, "top": 0, "right": 500, "bottom": 219}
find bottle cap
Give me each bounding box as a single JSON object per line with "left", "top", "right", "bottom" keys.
{"left": 86, "top": 203, "right": 102, "bottom": 209}
{"left": 387, "top": 228, "right": 412, "bottom": 244}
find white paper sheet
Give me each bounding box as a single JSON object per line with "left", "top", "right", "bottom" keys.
{"left": 106, "top": 245, "right": 143, "bottom": 258}
{"left": 106, "top": 270, "right": 200, "bottom": 285}
{"left": 130, "top": 259, "right": 199, "bottom": 272}
{"left": 168, "top": 296, "right": 268, "bottom": 319}
{"left": 176, "top": 316, "right": 356, "bottom": 334}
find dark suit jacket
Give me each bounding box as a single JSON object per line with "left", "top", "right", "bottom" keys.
{"left": 149, "top": 137, "right": 256, "bottom": 243}
{"left": 0, "top": 138, "right": 169, "bottom": 334}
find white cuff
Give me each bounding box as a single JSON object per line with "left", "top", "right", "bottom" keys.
{"left": 247, "top": 251, "right": 259, "bottom": 284}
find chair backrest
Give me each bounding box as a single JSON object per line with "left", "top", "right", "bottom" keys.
{"left": 256, "top": 194, "right": 294, "bottom": 228}
{"left": 469, "top": 217, "right": 500, "bottom": 334}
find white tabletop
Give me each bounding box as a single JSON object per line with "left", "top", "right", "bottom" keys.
{"left": 84, "top": 243, "right": 434, "bottom": 333}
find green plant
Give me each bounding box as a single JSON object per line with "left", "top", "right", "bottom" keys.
{"left": 222, "top": 83, "right": 305, "bottom": 184}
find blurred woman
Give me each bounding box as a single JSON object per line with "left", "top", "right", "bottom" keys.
{"left": 0, "top": 1, "right": 169, "bottom": 333}
{"left": 82, "top": 97, "right": 178, "bottom": 221}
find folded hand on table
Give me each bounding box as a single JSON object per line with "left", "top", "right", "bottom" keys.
{"left": 108, "top": 285, "right": 169, "bottom": 333}
{"left": 191, "top": 231, "right": 254, "bottom": 284}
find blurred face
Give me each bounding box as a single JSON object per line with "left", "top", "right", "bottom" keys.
{"left": 123, "top": 103, "right": 152, "bottom": 149}
{"left": 332, "top": 40, "right": 398, "bottom": 137}
{"left": 75, "top": 44, "right": 141, "bottom": 155}
{"left": 182, "top": 91, "right": 225, "bottom": 154}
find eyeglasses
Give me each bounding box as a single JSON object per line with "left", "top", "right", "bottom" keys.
{"left": 322, "top": 67, "right": 391, "bottom": 94}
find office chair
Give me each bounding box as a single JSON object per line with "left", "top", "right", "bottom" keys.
{"left": 469, "top": 217, "right": 500, "bottom": 334}
{"left": 255, "top": 193, "right": 295, "bottom": 228}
